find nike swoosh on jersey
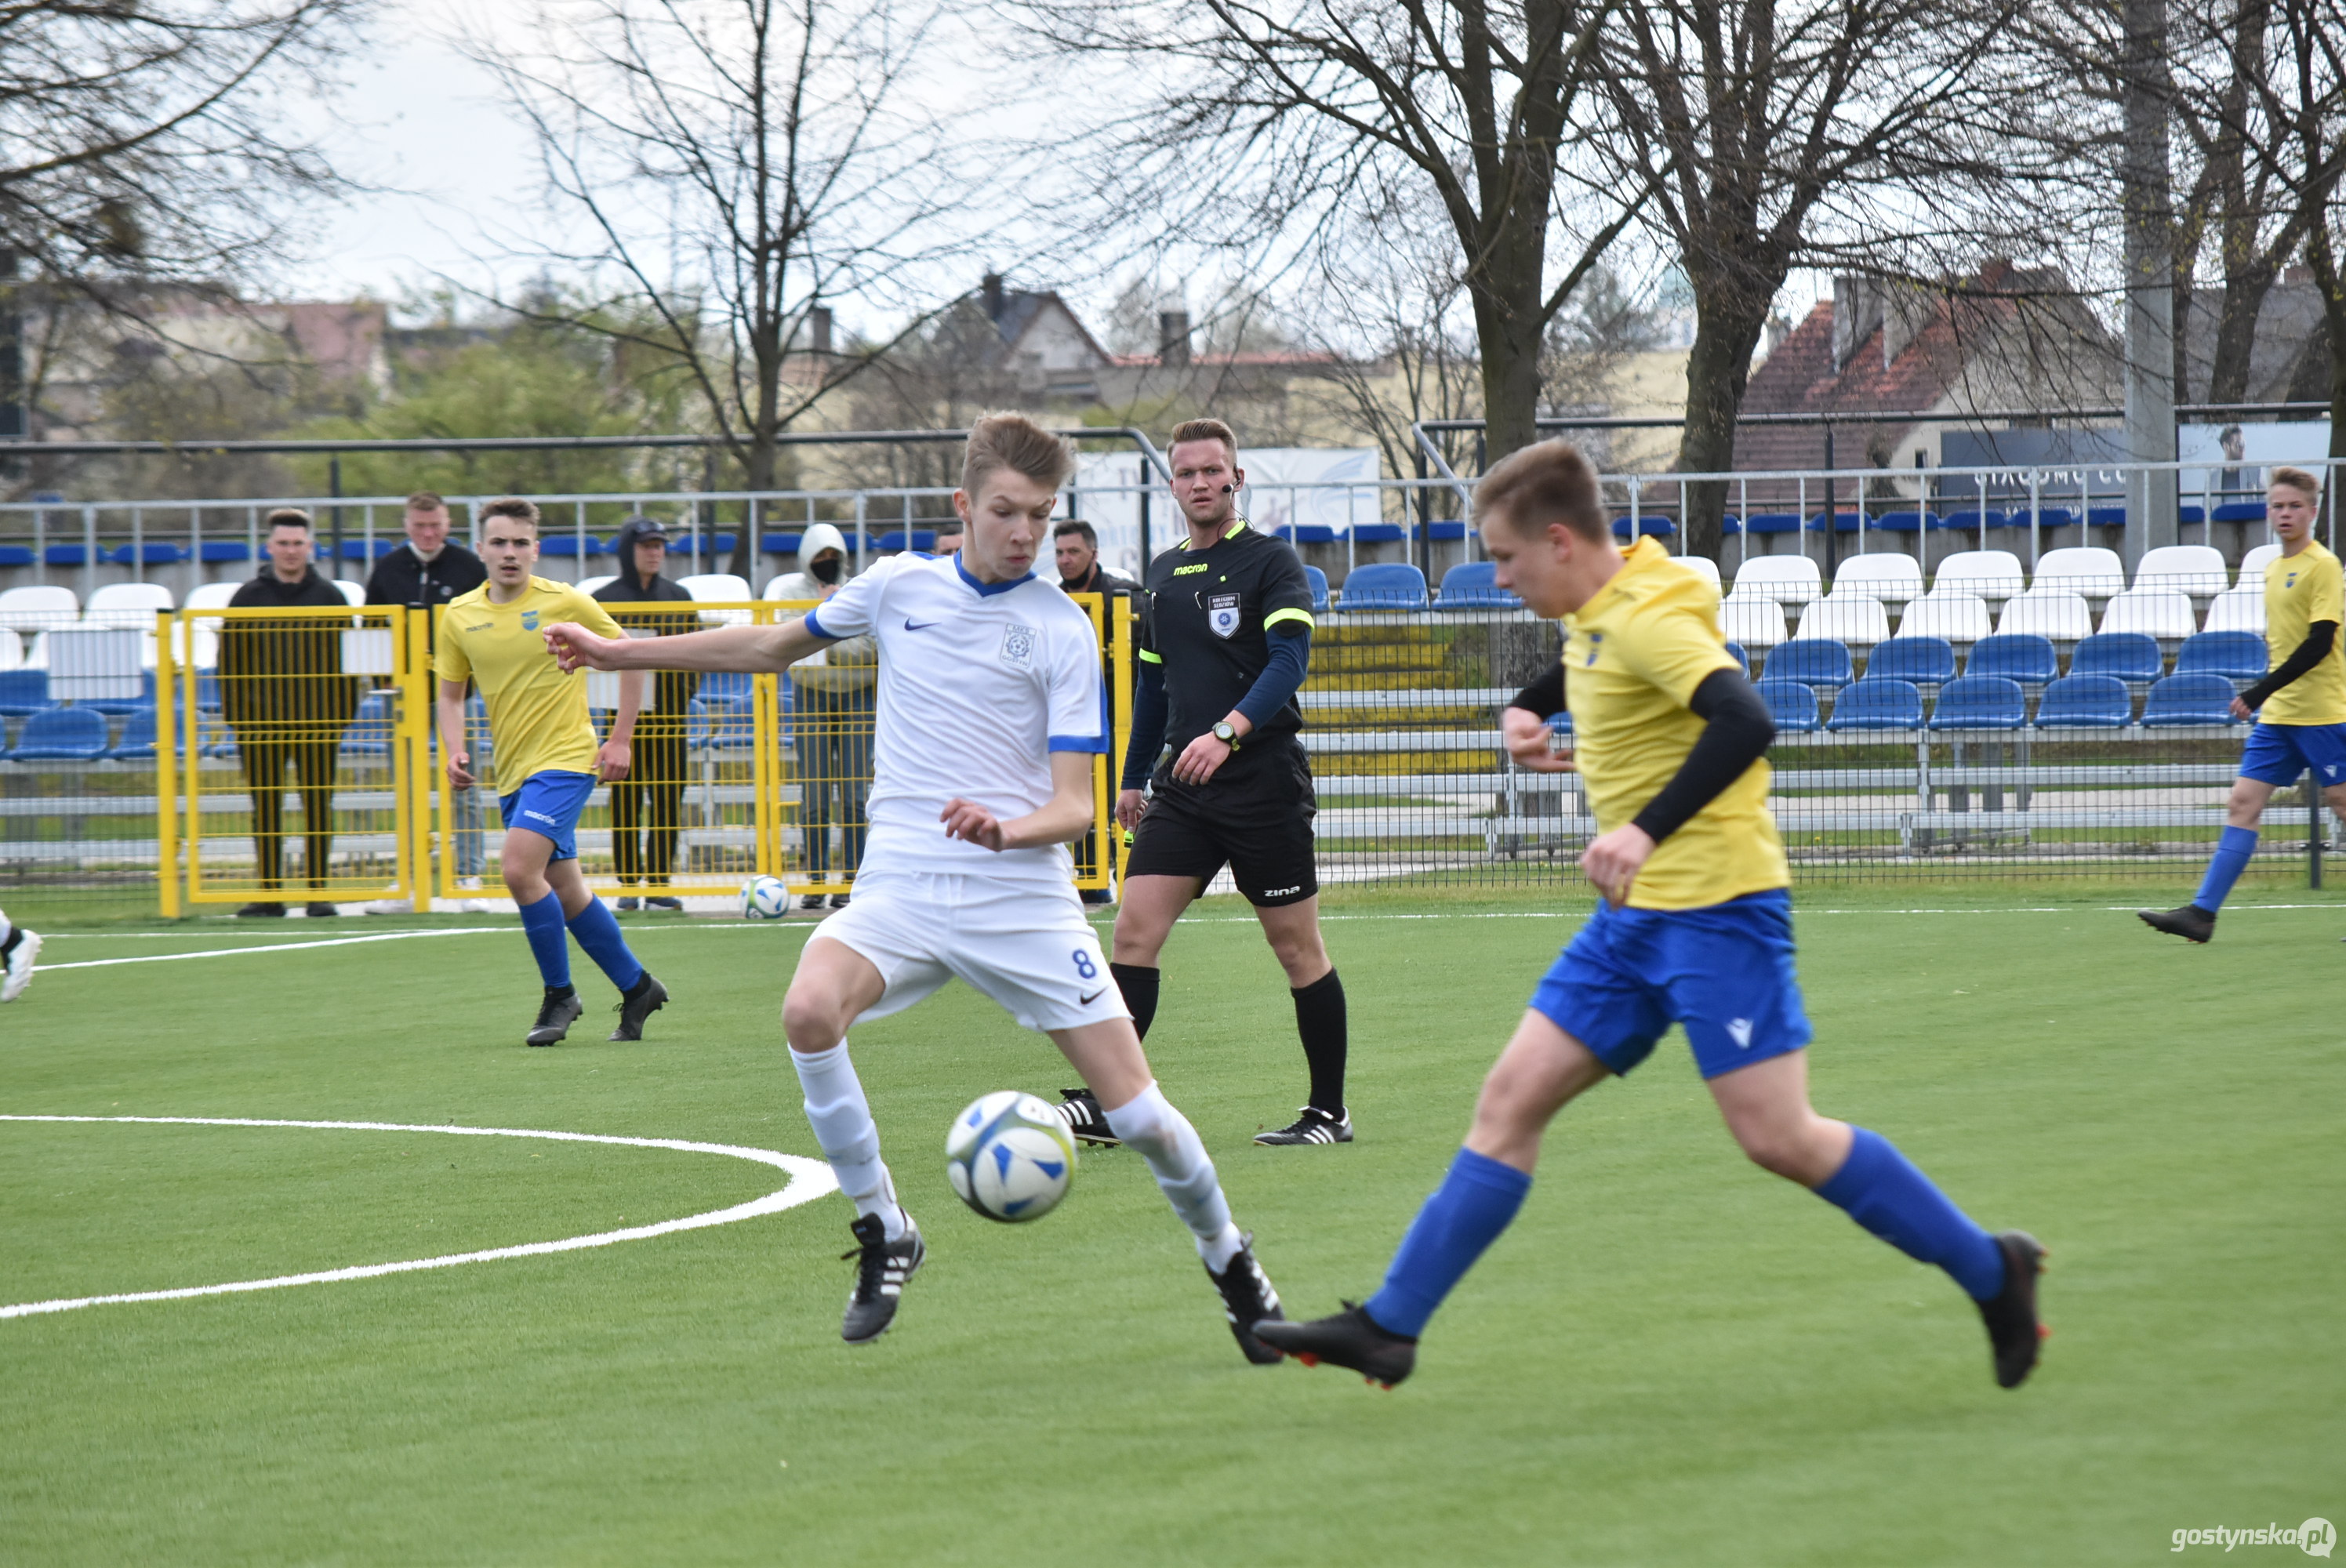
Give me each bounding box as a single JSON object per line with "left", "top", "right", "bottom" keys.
{"left": 903, "top": 617, "right": 943, "bottom": 631}
{"left": 1079, "top": 987, "right": 1108, "bottom": 1006}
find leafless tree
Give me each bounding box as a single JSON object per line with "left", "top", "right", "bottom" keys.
{"left": 2237, "top": 0, "right": 2346, "bottom": 456}
{"left": 0, "top": 0, "right": 351, "bottom": 285}
{"left": 1590, "top": 0, "right": 2045, "bottom": 559}
{"left": 463, "top": 0, "right": 979, "bottom": 575}
{"left": 1022, "top": 0, "right": 1653, "bottom": 464}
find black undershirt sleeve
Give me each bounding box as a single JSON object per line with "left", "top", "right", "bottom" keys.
{"left": 1507, "top": 663, "right": 1566, "bottom": 720}
{"left": 2241, "top": 621, "right": 2337, "bottom": 710}
{"left": 1629, "top": 669, "right": 1778, "bottom": 845}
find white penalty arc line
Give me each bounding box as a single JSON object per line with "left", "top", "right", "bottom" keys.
{"left": 32, "top": 928, "right": 510, "bottom": 971}
{"left": 0, "top": 1116, "right": 838, "bottom": 1320}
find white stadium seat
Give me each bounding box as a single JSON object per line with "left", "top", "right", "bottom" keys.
{"left": 2030, "top": 546, "right": 2126, "bottom": 599}
{"left": 183, "top": 582, "right": 242, "bottom": 612}
{"left": 576, "top": 575, "right": 619, "bottom": 597}
{"left": 0, "top": 628, "right": 20, "bottom": 670}
{"left": 2099, "top": 587, "right": 2198, "bottom": 639}
{"left": 2203, "top": 586, "right": 2265, "bottom": 633}
{"left": 2237, "top": 543, "right": 2282, "bottom": 582}
{"left": 1896, "top": 590, "right": 1994, "bottom": 644}
{"left": 1670, "top": 554, "right": 1723, "bottom": 593}
{"left": 2132, "top": 545, "right": 2228, "bottom": 597}
{"left": 1719, "top": 594, "right": 1788, "bottom": 649}
{"left": 1827, "top": 552, "right": 1923, "bottom": 603}
{"left": 679, "top": 572, "right": 754, "bottom": 626}
{"left": 1792, "top": 593, "right": 1890, "bottom": 647}
{"left": 1725, "top": 555, "right": 1823, "bottom": 605}
{"left": 85, "top": 581, "right": 176, "bottom": 629}
{"left": 1998, "top": 590, "right": 2094, "bottom": 641}
{"left": 334, "top": 580, "right": 366, "bottom": 606}
{"left": 1930, "top": 550, "right": 2025, "bottom": 601}
{"left": 0, "top": 583, "right": 80, "bottom": 633}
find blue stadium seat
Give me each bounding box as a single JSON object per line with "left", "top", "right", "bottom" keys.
{"left": 761, "top": 532, "right": 804, "bottom": 555}
{"left": 81, "top": 670, "right": 156, "bottom": 715}
{"left": 1611, "top": 516, "right": 1677, "bottom": 539}
{"left": 2015, "top": 506, "right": 2079, "bottom": 533}
{"left": 335, "top": 539, "right": 395, "bottom": 561}
{"left": 688, "top": 695, "right": 756, "bottom": 750}
{"left": 107, "top": 706, "right": 158, "bottom": 761}
{"left": 6, "top": 706, "right": 109, "bottom": 760}
{"left": 0, "top": 670, "right": 50, "bottom": 716}
{"left": 1756, "top": 678, "right": 1821, "bottom": 734}
{"left": 200, "top": 540, "right": 252, "bottom": 564}
{"left": 2178, "top": 504, "right": 2206, "bottom": 525}
{"left": 1872, "top": 510, "right": 1944, "bottom": 533}
{"left": 2071, "top": 631, "right": 2163, "bottom": 684}
{"left": 0, "top": 545, "right": 27, "bottom": 568}
{"left": 1941, "top": 510, "right": 2006, "bottom": 534}
{"left": 1741, "top": 512, "right": 1803, "bottom": 535}
{"left": 2143, "top": 673, "right": 2239, "bottom": 727}
{"left": 1350, "top": 523, "right": 1406, "bottom": 544}
{"left": 2035, "top": 674, "right": 2132, "bottom": 728}
{"left": 109, "top": 541, "right": 187, "bottom": 565}
{"left": 1825, "top": 678, "right": 1924, "bottom": 731}
{"left": 2176, "top": 630, "right": 2268, "bottom": 682}
{"left": 1867, "top": 636, "right": 1956, "bottom": 686}
{"left": 1335, "top": 563, "right": 1429, "bottom": 611}
{"left": 537, "top": 535, "right": 605, "bottom": 557}
{"left": 1436, "top": 561, "right": 1520, "bottom": 608}
{"left": 1302, "top": 565, "right": 1330, "bottom": 615}
{"left": 1273, "top": 524, "right": 1339, "bottom": 545}
{"left": 1966, "top": 633, "right": 2060, "bottom": 686}
{"left": 1414, "top": 520, "right": 1468, "bottom": 541}
{"left": 196, "top": 671, "right": 223, "bottom": 712}
{"left": 1928, "top": 675, "right": 2027, "bottom": 730}
{"left": 1716, "top": 514, "right": 1745, "bottom": 535}
{"left": 1766, "top": 638, "right": 1853, "bottom": 691}
{"left": 44, "top": 544, "right": 89, "bottom": 566}
{"left": 699, "top": 670, "right": 754, "bottom": 706}
{"left": 1725, "top": 641, "right": 1749, "bottom": 676}
{"left": 873, "top": 530, "right": 936, "bottom": 553}
{"left": 2086, "top": 505, "right": 2127, "bottom": 528}
{"left": 2211, "top": 501, "right": 2266, "bottom": 524}
{"left": 340, "top": 690, "right": 395, "bottom": 757}
{"left": 1809, "top": 510, "right": 1870, "bottom": 534}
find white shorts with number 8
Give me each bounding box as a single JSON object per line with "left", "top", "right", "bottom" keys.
{"left": 808, "top": 869, "right": 1129, "bottom": 1034}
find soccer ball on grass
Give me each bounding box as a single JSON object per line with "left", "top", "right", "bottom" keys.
{"left": 740, "top": 875, "right": 791, "bottom": 920}
{"left": 945, "top": 1091, "right": 1077, "bottom": 1222}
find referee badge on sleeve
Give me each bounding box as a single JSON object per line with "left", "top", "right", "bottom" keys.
{"left": 1207, "top": 593, "right": 1242, "bottom": 639}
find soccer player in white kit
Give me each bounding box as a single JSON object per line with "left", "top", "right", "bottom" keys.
{"left": 543, "top": 413, "right": 1285, "bottom": 1356}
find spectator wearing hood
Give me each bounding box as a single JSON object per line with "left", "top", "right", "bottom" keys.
{"left": 770, "top": 521, "right": 877, "bottom": 909}
{"left": 591, "top": 517, "right": 705, "bottom": 909}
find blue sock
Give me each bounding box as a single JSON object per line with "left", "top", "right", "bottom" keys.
{"left": 1815, "top": 1127, "right": 2005, "bottom": 1301}
{"left": 2193, "top": 825, "right": 2257, "bottom": 913}
{"left": 518, "top": 892, "right": 571, "bottom": 990}
{"left": 1364, "top": 1148, "right": 1532, "bottom": 1338}
{"left": 565, "top": 896, "right": 645, "bottom": 993}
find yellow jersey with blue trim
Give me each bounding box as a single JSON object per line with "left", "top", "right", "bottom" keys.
{"left": 434, "top": 577, "right": 627, "bottom": 786}
{"left": 1562, "top": 537, "right": 1789, "bottom": 909}
{"left": 2261, "top": 539, "right": 2346, "bottom": 726}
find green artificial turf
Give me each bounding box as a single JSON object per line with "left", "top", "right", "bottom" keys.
{"left": 2, "top": 888, "right": 2339, "bottom": 1565}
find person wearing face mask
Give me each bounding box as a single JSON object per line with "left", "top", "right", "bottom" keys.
{"left": 770, "top": 523, "right": 878, "bottom": 909}
{"left": 593, "top": 517, "right": 704, "bottom": 910}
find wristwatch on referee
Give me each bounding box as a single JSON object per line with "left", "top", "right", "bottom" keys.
{"left": 1211, "top": 720, "right": 1240, "bottom": 750}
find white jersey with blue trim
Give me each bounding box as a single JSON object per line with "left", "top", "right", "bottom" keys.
{"left": 801, "top": 552, "right": 1106, "bottom": 886}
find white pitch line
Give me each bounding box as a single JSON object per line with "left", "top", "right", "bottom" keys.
{"left": 33, "top": 928, "right": 510, "bottom": 971}
{"left": 0, "top": 1116, "right": 837, "bottom": 1319}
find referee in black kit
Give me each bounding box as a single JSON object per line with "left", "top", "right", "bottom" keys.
{"left": 1057, "top": 417, "right": 1351, "bottom": 1148}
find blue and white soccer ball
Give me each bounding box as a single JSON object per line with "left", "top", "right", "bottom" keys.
{"left": 740, "top": 875, "right": 791, "bottom": 920}
{"left": 945, "top": 1091, "right": 1077, "bottom": 1223}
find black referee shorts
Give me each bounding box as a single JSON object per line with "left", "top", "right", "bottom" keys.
{"left": 1125, "top": 757, "right": 1319, "bottom": 907}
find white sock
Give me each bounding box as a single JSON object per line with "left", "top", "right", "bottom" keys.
{"left": 1102, "top": 1081, "right": 1240, "bottom": 1268}
{"left": 790, "top": 1041, "right": 907, "bottom": 1240}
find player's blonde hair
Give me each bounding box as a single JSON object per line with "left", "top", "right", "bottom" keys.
{"left": 1473, "top": 440, "right": 1609, "bottom": 543}
{"left": 2271, "top": 466, "right": 2325, "bottom": 505}
{"left": 1168, "top": 416, "right": 1238, "bottom": 461}
{"left": 961, "top": 412, "right": 1073, "bottom": 499}
{"left": 479, "top": 496, "right": 542, "bottom": 532}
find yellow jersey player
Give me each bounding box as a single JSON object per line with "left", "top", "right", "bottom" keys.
{"left": 2141, "top": 466, "right": 2345, "bottom": 942}
{"left": 1257, "top": 441, "right": 2047, "bottom": 1391}
{"left": 435, "top": 497, "right": 667, "bottom": 1046}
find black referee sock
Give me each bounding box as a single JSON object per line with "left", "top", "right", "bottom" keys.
{"left": 1109, "top": 963, "right": 1160, "bottom": 1040}
{"left": 1291, "top": 967, "right": 1348, "bottom": 1115}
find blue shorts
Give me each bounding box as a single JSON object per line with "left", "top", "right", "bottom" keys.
{"left": 2239, "top": 722, "right": 2346, "bottom": 789}
{"left": 499, "top": 770, "right": 598, "bottom": 862}
{"left": 1530, "top": 889, "right": 1814, "bottom": 1080}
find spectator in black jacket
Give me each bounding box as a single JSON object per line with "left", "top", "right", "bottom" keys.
{"left": 223, "top": 510, "right": 358, "bottom": 917}
{"left": 364, "top": 492, "right": 491, "bottom": 913}
{"left": 593, "top": 517, "right": 706, "bottom": 909}
{"left": 1054, "top": 519, "right": 1141, "bottom": 597}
